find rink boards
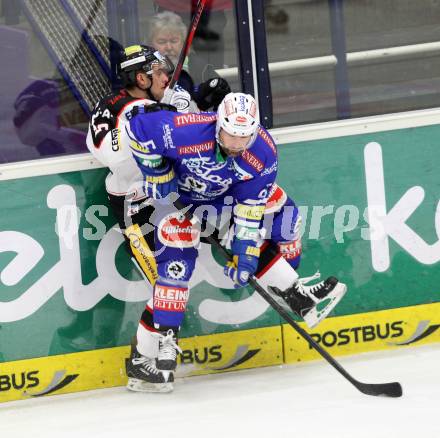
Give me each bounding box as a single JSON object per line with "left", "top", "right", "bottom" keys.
{"left": 1, "top": 301, "right": 439, "bottom": 403}
{"left": 283, "top": 301, "right": 440, "bottom": 362}
{"left": 1, "top": 109, "right": 440, "bottom": 403}
{"left": 0, "top": 326, "right": 283, "bottom": 403}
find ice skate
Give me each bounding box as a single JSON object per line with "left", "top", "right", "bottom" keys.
{"left": 125, "top": 344, "right": 173, "bottom": 393}
{"left": 270, "top": 272, "right": 347, "bottom": 329}
{"left": 157, "top": 329, "right": 182, "bottom": 372}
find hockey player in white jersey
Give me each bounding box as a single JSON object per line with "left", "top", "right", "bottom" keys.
{"left": 87, "top": 45, "right": 197, "bottom": 202}
{"left": 87, "top": 44, "right": 231, "bottom": 392}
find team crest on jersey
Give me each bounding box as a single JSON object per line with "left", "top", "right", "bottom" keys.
{"left": 165, "top": 260, "right": 188, "bottom": 280}
{"left": 158, "top": 213, "right": 200, "bottom": 248}
{"left": 180, "top": 175, "right": 208, "bottom": 194}
{"left": 180, "top": 157, "right": 232, "bottom": 197}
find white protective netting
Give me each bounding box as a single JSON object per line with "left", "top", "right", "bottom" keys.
{"left": 22, "top": 0, "right": 111, "bottom": 112}
{"left": 68, "top": 0, "right": 111, "bottom": 71}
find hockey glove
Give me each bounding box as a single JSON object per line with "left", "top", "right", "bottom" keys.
{"left": 161, "top": 86, "right": 196, "bottom": 113}
{"left": 224, "top": 238, "right": 260, "bottom": 288}
{"left": 194, "top": 78, "right": 231, "bottom": 111}
{"left": 138, "top": 158, "right": 178, "bottom": 199}
{"left": 160, "top": 86, "right": 175, "bottom": 105}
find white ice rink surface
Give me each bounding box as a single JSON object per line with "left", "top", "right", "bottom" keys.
{"left": 1, "top": 344, "right": 439, "bottom": 438}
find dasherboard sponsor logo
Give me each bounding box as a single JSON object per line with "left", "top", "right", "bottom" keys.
{"left": 0, "top": 369, "right": 78, "bottom": 396}
{"left": 0, "top": 371, "right": 39, "bottom": 392}
{"left": 179, "top": 344, "right": 260, "bottom": 370}
{"left": 388, "top": 320, "right": 440, "bottom": 346}
{"left": 0, "top": 185, "right": 270, "bottom": 326}
{"left": 179, "top": 345, "right": 222, "bottom": 365}
{"left": 364, "top": 142, "right": 440, "bottom": 272}
{"left": 309, "top": 321, "right": 404, "bottom": 348}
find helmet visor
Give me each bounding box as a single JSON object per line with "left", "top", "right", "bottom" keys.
{"left": 142, "top": 51, "right": 174, "bottom": 76}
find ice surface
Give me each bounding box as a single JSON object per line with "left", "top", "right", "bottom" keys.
{"left": 1, "top": 344, "right": 439, "bottom": 438}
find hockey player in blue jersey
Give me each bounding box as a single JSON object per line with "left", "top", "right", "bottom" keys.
{"left": 122, "top": 92, "right": 347, "bottom": 393}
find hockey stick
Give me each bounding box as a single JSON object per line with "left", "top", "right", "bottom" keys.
{"left": 250, "top": 281, "right": 403, "bottom": 398}
{"left": 172, "top": 199, "right": 403, "bottom": 398}
{"left": 168, "top": 0, "right": 208, "bottom": 90}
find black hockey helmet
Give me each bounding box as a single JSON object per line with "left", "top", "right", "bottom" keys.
{"left": 119, "top": 44, "right": 174, "bottom": 88}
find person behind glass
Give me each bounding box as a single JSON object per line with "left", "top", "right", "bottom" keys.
{"left": 148, "top": 10, "right": 230, "bottom": 111}
{"left": 153, "top": 0, "right": 232, "bottom": 67}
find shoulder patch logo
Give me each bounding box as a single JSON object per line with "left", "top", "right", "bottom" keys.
{"left": 242, "top": 150, "right": 264, "bottom": 173}
{"left": 258, "top": 127, "right": 276, "bottom": 156}
{"left": 174, "top": 114, "right": 217, "bottom": 126}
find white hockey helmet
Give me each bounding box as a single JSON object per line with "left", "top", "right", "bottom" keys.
{"left": 216, "top": 92, "right": 259, "bottom": 150}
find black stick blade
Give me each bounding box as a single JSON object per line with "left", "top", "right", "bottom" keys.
{"left": 356, "top": 381, "right": 403, "bottom": 398}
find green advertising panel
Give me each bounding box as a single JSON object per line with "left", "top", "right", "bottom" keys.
{"left": 0, "top": 124, "right": 439, "bottom": 363}
{"left": 277, "top": 125, "right": 440, "bottom": 314}
{"left": 0, "top": 170, "right": 280, "bottom": 362}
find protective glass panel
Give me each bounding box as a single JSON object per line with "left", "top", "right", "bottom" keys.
{"left": 0, "top": 0, "right": 239, "bottom": 164}
{"left": 265, "top": 1, "right": 336, "bottom": 127}
{"left": 0, "top": 0, "right": 110, "bottom": 163}
{"left": 344, "top": 0, "right": 440, "bottom": 118}
{"left": 266, "top": 0, "right": 440, "bottom": 128}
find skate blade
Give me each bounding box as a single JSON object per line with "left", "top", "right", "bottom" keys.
{"left": 303, "top": 282, "right": 347, "bottom": 329}
{"left": 126, "top": 378, "right": 173, "bottom": 393}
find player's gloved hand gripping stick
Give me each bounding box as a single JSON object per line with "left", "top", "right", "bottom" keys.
{"left": 224, "top": 237, "right": 260, "bottom": 288}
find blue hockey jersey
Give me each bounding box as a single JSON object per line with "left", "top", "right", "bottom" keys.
{"left": 127, "top": 110, "right": 279, "bottom": 230}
